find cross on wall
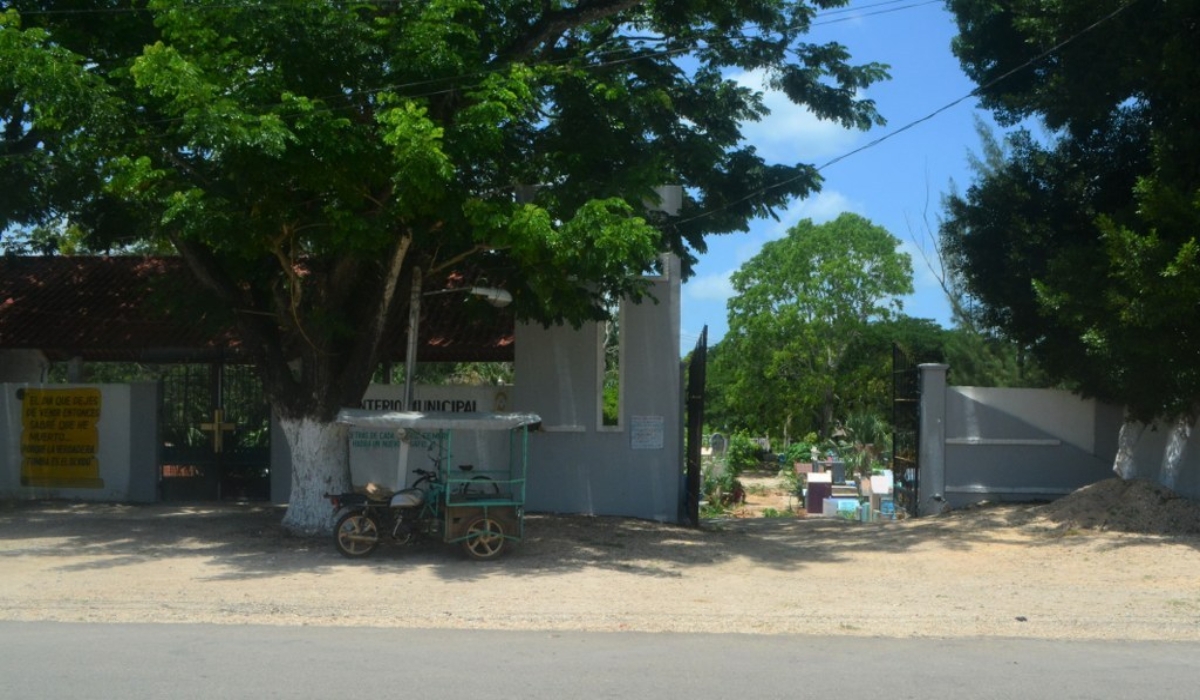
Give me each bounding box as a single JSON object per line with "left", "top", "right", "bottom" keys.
{"left": 199, "top": 408, "right": 236, "bottom": 453}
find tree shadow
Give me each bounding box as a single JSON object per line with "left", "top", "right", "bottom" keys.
{"left": 6, "top": 498, "right": 1194, "bottom": 588}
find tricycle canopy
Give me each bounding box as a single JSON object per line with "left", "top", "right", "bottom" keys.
{"left": 335, "top": 409, "right": 542, "bottom": 432}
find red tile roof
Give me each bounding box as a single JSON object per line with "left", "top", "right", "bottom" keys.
{"left": 0, "top": 256, "right": 514, "bottom": 363}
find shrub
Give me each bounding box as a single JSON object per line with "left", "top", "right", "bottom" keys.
{"left": 725, "top": 433, "right": 761, "bottom": 474}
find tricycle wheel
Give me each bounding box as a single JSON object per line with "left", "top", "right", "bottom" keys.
{"left": 334, "top": 511, "right": 380, "bottom": 558}
{"left": 462, "top": 516, "right": 506, "bottom": 560}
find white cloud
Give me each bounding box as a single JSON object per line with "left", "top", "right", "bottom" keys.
{"left": 685, "top": 271, "right": 735, "bottom": 303}
{"left": 717, "top": 189, "right": 866, "bottom": 263}
{"left": 732, "top": 69, "right": 863, "bottom": 163}
{"left": 789, "top": 190, "right": 864, "bottom": 227}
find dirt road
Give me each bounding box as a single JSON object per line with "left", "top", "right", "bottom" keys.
{"left": 2, "top": 481, "right": 1200, "bottom": 640}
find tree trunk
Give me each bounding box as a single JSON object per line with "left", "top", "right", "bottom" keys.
{"left": 279, "top": 416, "right": 352, "bottom": 536}
{"left": 1113, "top": 419, "right": 1145, "bottom": 480}
{"left": 1160, "top": 414, "right": 1193, "bottom": 490}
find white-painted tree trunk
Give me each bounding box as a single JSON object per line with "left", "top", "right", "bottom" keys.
{"left": 1160, "top": 414, "right": 1193, "bottom": 490}
{"left": 1113, "top": 419, "right": 1144, "bottom": 480}
{"left": 279, "top": 416, "right": 352, "bottom": 536}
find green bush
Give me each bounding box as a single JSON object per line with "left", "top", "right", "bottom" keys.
{"left": 725, "top": 433, "right": 761, "bottom": 474}
{"left": 784, "top": 436, "right": 818, "bottom": 464}
{"left": 700, "top": 460, "right": 744, "bottom": 515}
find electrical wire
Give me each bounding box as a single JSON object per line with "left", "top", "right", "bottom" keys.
{"left": 671, "top": 0, "right": 1140, "bottom": 227}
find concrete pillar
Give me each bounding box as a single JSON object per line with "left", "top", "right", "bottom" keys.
{"left": 917, "top": 363, "right": 948, "bottom": 516}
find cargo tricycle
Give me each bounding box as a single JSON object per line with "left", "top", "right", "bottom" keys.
{"left": 327, "top": 409, "right": 539, "bottom": 560}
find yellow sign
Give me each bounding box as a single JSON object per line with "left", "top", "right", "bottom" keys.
{"left": 19, "top": 388, "right": 104, "bottom": 489}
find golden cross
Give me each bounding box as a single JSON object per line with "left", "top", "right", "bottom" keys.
{"left": 199, "top": 408, "right": 237, "bottom": 453}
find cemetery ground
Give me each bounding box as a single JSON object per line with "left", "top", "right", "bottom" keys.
{"left": 2, "top": 475, "right": 1200, "bottom": 641}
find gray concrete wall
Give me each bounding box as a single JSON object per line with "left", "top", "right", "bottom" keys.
{"left": 513, "top": 258, "right": 683, "bottom": 522}
{"left": 925, "top": 378, "right": 1123, "bottom": 508}
{"left": 126, "top": 382, "right": 161, "bottom": 503}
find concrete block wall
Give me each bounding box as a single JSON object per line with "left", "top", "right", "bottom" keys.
{"left": 513, "top": 257, "right": 683, "bottom": 522}
{"left": 919, "top": 366, "right": 1124, "bottom": 512}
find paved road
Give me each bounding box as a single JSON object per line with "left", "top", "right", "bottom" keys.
{"left": 2, "top": 622, "right": 1197, "bottom": 699}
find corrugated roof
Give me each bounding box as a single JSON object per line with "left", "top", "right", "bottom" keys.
{"left": 0, "top": 256, "right": 514, "bottom": 363}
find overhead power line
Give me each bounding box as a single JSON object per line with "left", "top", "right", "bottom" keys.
{"left": 672, "top": 0, "right": 1140, "bottom": 227}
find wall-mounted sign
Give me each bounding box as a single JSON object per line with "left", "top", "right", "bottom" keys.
{"left": 18, "top": 387, "right": 104, "bottom": 488}
{"left": 631, "top": 415, "right": 664, "bottom": 450}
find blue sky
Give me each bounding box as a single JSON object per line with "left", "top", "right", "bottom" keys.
{"left": 681, "top": 1, "right": 995, "bottom": 351}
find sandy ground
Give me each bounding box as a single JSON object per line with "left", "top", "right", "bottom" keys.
{"left": 2, "top": 477, "right": 1200, "bottom": 641}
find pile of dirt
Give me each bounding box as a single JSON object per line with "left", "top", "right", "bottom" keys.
{"left": 1037, "top": 478, "right": 1200, "bottom": 535}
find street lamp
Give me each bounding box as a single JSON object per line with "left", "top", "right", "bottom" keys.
{"left": 402, "top": 268, "right": 512, "bottom": 411}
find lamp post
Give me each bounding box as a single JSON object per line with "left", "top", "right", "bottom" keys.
{"left": 402, "top": 268, "right": 513, "bottom": 412}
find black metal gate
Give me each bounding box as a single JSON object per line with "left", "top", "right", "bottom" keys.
{"left": 159, "top": 363, "right": 271, "bottom": 501}
{"left": 891, "top": 343, "right": 920, "bottom": 517}
{"left": 683, "top": 326, "right": 708, "bottom": 527}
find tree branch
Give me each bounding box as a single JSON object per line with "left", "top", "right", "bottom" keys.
{"left": 503, "top": 0, "right": 646, "bottom": 60}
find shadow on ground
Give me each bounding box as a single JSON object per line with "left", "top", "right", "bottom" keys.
{"left": 0, "top": 498, "right": 1193, "bottom": 584}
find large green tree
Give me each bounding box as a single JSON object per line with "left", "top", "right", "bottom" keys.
{"left": 943, "top": 1, "right": 1200, "bottom": 415}
{"left": 716, "top": 212, "right": 912, "bottom": 439}
{"left": 1, "top": 1, "right": 888, "bottom": 531}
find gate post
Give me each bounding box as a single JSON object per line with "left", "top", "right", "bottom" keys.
{"left": 917, "top": 364, "right": 948, "bottom": 516}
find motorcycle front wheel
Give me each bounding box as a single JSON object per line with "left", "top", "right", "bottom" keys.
{"left": 334, "top": 511, "right": 380, "bottom": 558}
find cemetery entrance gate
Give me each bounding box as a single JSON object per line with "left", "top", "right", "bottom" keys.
{"left": 159, "top": 363, "right": 271, "bottom": 501}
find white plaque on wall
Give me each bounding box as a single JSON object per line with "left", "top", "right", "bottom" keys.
{"left": 631, "top": 415, "right": 664, "bottom": 450}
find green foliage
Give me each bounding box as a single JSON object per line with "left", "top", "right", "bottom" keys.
{"left": 700, "top": 459, "right": 742, "bottom": 516}
{"left": 724, "top": 433, "right": 762, "bottom": 475}
{"left": 836, "top": 410, "right": 890, "bottom": 481}
{"left": 760, "top": 507, "right": 792, "bottom": 518}
{"left": 944, "top": 0, "right": 1200, "bottom": 419}
{"left": 785, "top": 438, "right": 818, "bottom": 465}
{"left": 602, "top": 384, "right": 620, "bottom": 426}
{"left": 715, "top": 213, "right": 914, "bottom": 438}
{"left": 601, "top": 314, "right": 620, "bottom": 426}
{"left": 372, "top": 362, "right": 515, "bottom": 386}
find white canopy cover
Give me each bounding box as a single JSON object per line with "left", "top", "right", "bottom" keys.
{"left": 336, "top": 409, "right": 542, "bottom": 432}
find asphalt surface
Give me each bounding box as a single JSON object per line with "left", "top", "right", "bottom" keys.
{"left": 3, "top": 621, "right": 1199, "bottom": 700}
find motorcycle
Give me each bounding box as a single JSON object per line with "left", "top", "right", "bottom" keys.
{"left": 326, "top": 465, "right": 505, "bottom": 560}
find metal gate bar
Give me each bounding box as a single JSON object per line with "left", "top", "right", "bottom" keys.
{"left": 891, "top": 344, "right": 920, "bottom": 518}
{"left": 684, "top": 326, "right": 708, "bottom": 527}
